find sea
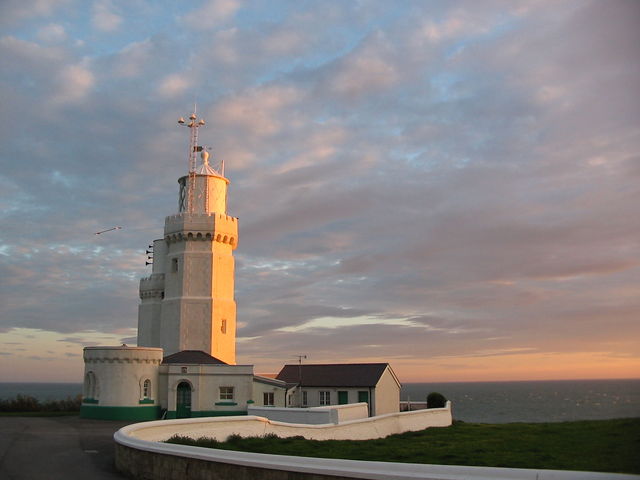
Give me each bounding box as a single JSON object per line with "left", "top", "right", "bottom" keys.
{"left": 0, "top": 379, "right": 638, "bottom": 424}
{"left": 402, "top": 379, "right": 640, "bottom": 423}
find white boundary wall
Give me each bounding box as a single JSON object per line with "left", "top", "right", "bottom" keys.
{"left": 124, "top": 402, "right": 452, "bottom": 442}
{"left": 114, "top": 411, "right": 640, "bottom": 480}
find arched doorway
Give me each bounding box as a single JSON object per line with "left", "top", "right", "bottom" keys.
{"left": 176, "top": 382, "right": 192, "bottom": 418}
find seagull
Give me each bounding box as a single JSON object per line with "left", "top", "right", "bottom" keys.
{"left": 94, "top": 226, "right": 123, "bottom": 235}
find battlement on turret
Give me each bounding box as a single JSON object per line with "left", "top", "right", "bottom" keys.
{"left": 139, "top": 274, "right": 165, "bottom": 299}
{"left": 164, "top": 212, "right": 238, "bottom": 248}
{"left": 165, "top": 212, "right": 237, "bottom": 224}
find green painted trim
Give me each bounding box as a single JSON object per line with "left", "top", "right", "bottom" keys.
{"left": 80, "top": 405, "right": 161, "bottom": 421}
{"left": 246, "top": 400, "right": 255, "bottom": 404}
{"left": 82, "top": 398, "right": 99, "bottom": 404}
{"left": 214, "top": 401, "right": 238, "bottom": 406}
{"left": 138, "top": 399, "right": 155, "bottom": 404}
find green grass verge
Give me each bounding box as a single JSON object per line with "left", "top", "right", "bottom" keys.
{"left": 166, "top": 418, "right": 640, "bottom": 474}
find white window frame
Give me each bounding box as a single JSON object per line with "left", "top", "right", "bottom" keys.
{"left": 319, "top": 391, "right": 330, "bottom": 406}
{"left": 263, "top": 392, "right": 274, "bottom": 406}
{"left": 142, "top": 379, "right": 151, "bottom": 399}
{"left": 219, "top": 386, "right": 234, "bottom": 400}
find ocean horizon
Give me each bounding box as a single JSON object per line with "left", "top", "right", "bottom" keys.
{"left": 1, "top": 378, "right": 638, "bottom": 424}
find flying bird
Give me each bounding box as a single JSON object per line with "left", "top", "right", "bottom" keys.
{"left": 94, "top": 226, "right": 123, "bottom": 235}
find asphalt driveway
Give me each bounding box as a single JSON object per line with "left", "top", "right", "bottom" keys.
{"left": 0, "top": 416, "right": 130, "bottom": 480}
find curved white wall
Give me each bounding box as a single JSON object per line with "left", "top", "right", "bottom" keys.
{"left": 114, "top": 407, "right": 637, "bottom": 480}
{"left": 83, "top": 346, "right": 163, "bottom": 406}
{"left": 124, "top": 402, "right": 452, "bottom": 443}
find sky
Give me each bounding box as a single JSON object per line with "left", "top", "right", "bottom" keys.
{"left": 1, "top": 0, "right": 639, "bottom": 383}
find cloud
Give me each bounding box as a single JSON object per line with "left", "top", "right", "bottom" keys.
{"left": 1, "top": 0, "right": 639, "bottom": 381}
{"left": 211, "top": 85, "right": 304, "bottom": 137}
{"left": 181, "top": 0, "right": 240, "bottom": 30}
{"left": 328, "top": 35, "right": 399, "bottom": 99}
{"left": 36, "top": 23, "right": 67, "bottom": 43}
{"left": 49, "top": 63, "right": 95, "bottom": 105}
{"left": 156, "top": 73, "right": 192, "bottom": 98}
{"left": 92, "top": 0, "right": 122, "bottom": 32}
{"left": 0, "top": 0, "right": 72, "bottom": 27}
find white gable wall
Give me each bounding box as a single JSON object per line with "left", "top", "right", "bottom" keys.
{"left": 373, "top": 366, "right": 401, "bottom": 415}
{"left": 252, "top": 379, "right": 287, "bottom": 407}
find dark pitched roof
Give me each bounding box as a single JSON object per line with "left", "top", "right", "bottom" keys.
{"left": 162, "top": 350, "right": 227, "bottom": 365}
{"left": 276, "top": 363, "right": 391, "bottom": 388}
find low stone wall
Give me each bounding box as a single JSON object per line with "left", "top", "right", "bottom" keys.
{"left": 248, "top": 402, "right": 369, "bottom": 425}
{"left": 114, "top": 424, "right": 639, "bottom": 480}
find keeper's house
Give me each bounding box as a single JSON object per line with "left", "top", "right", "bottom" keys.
{"left": 276, "top": 363, "right": 401, "bottom": 416}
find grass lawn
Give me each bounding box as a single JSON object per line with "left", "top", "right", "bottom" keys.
{"left": 167, "top": 418, "right": 640, "bottom": 474}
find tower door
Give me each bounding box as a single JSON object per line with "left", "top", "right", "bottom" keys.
{"left": 176, "top": 382, "right": 192, "bottom": 418}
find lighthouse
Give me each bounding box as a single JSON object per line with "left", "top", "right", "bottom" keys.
{"left": 80, "top": 110, "right": 398, "bottom": 422}
{"left": 81, "top": 111, "right": 288, "bottom": 421}
{"left": 137, "top": 112, "right": 238, "bottom": 364}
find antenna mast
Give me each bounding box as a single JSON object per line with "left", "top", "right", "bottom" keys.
{"left": 177, "top": 110, "right": 205, "bottom": 214}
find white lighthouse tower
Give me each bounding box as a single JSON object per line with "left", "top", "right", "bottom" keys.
{"left": 81, "top": 111, "right": 288, "bottom": 421}
{"left": 137, "top": 112, "right": 238, "bottom": 364}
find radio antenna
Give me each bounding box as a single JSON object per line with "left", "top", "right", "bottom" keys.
{"left": 177, "top": 108, "right": 205, "bottom": 214}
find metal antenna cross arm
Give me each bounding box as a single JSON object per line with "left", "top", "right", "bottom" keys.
{"left": 177, "top": 110, "right": 206, "bottom": 214}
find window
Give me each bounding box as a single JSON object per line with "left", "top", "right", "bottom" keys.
{"left": 319, "top": 391, "right": 330, "bottom": 406}
{"left": 84, "top": 371, "right": 98, "bottom": 399}
{"left": 142, "top": 379, "right": 151, "bottom": 399}
{"left": 221, "top": 319, "right": 227, "bottom": 334}
{"left": 302, "top": 390, "right": 308, "bottom": 406}
{"left": 219, "top": 386, "right": 234, "bottom": 400}
{"left": 171, "top": 258, "right": 179, "bottom": 272}
{"left": 263, "top": 392, "right": 274, "bottom": 406}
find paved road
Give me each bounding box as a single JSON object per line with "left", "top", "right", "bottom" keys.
{"left": 0, "top": 416, "right": 131, "bottom": 480}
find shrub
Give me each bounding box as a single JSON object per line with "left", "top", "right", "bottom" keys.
{"left": 426, "top": 392, "right": 447, "bottom": 409}
{"left": 226, "top": 434, "right": 243, "bottom": 444}
{"left": 0, "top": 394, "right": 82, "bottom": 413}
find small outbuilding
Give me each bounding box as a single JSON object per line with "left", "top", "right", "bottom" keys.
{"left": 276, "top": 363, "right": 401, "bottom": 416}
{"left": 81, "top": 348, "right": 288, "bottom": 420}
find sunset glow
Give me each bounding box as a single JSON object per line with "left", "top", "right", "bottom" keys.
{"left": 1, "top": 1, "right": 639, "bottom": 383}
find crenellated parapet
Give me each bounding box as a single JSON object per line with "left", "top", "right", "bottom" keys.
{"left": 84, "top": 357, "right": 163, "bottom": 365}
{"left": 164, "top": 212, "right": 238, "bottom": 248}
{"left": 139, "top": 274, "right": 165, "bottom": 299}
{"left": 83, "top": 346, "right": 163, "bottom": 365}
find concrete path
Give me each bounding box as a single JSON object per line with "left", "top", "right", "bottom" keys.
{"left": 0, "top": 416, "right": 130, "bottom": 480}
